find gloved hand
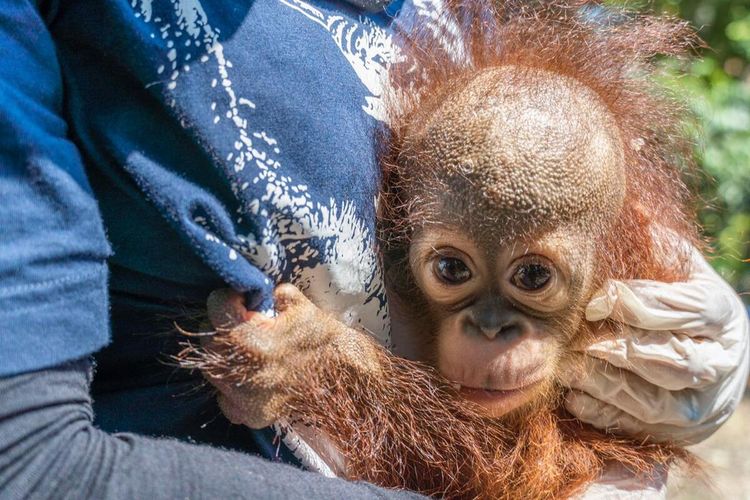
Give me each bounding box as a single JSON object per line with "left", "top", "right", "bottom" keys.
{"left": 562, "top": 247, "right": 749, "bottom": 445}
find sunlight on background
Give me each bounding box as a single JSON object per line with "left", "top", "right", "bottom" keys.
{"left": 605, "top": 0, "right": 750, "bottom": 497}
{"left": 654, "top": 0, "right": 750, "bottom": 297}
{"left": 658, "top": 0, "right": 750, "bottom": 496}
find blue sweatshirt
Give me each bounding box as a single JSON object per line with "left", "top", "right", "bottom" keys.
{"left": 0, "top": 0, "right": 435, "bottom": 455}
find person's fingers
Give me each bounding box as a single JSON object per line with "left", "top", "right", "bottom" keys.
{"left": 648, "top": 283, "right": 738, "bottom": 338}
{"left": 581, "top": 327, "right": 740, "bottom": 390}
{"left": 564, "top": 390, "right": 721, "bottom": 445}
{"left": 559, "top": 357, "right": 713, "bottom": 427}
{"left": 585, "top": 252, "right": 743, "bottom": 342}
{"left": 571, "top": 247, "right": 750, "bottom": 444}
{"left": 585, "top": 280, "right": 714, "bottom": 333}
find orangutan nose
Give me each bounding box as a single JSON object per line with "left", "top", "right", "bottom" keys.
{"left": 478, "top": 321, "right": 522, "bottom": 341}
{"left": 468, "top": 304, "right": 523, "bottom": 342}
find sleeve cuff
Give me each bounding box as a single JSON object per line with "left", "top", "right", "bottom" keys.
{"left": 0, "top": 263, "right": 110, "bottom": 377}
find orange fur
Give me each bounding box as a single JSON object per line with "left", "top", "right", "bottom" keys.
{"left": 186, "top": 2, "right": 703, "bottom": 497}
{"left": 379, "top": 0, "right": 701, "bottom": 284}
{"left": 185, "top": 325, "right": 691, "bottom": 499}
{"left": 368, "top": 0, "right": 701, "bottom": 496}
{"left": 284, "top": 342, "right": 690, "bottom": 499}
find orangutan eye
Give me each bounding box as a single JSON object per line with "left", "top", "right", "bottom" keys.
{"left": 511, "top": 262, "right": 552, "bottom": 291}
{"left": 434, "top": 256, "right": 472, "bottom": 285}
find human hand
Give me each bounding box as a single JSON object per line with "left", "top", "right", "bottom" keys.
{"left": 562, "top": 247, "right": 749, "bottom": 444}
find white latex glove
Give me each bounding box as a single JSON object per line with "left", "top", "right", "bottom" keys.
{"left": 562, "top": 247, "right": 750, "bottom": 445}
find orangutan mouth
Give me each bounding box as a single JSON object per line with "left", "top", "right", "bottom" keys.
{"left": 457, "top": 379, "right": 545, "bottom": 416}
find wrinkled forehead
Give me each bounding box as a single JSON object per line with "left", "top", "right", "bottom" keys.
{"left": 407, "top": 66, "right": 626, "bottom": 242}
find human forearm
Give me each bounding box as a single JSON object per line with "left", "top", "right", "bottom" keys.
{"left": 0, "top": 358, "right": 421, "bottom": 500}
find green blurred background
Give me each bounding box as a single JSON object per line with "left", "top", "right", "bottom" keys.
{"left": 619, "top": 3, "right": 750, "bottom": 497}
{"left": 611, "top": 0, "right": 750, "bottom": 302}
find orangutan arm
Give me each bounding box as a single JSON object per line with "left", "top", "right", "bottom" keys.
{"left": 184, "top": 284, "right": 681, "bottom": 499}
{"left": 180, "top": 284, "right": 507, "bottom": 498}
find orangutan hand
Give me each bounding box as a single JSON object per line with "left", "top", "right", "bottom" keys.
{"left": 201, "top": 284, "right": 381, "bottom": 429}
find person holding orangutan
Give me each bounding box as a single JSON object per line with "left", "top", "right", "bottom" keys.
{"left": 191, "top": 1, "right": 749, "bottom": 497}
{"left": 0, "top": 0, "right": 747, "bottom": 498}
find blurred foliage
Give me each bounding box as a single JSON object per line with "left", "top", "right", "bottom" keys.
{"left": 608, "top": 0, "right": 750, "bottom": 301}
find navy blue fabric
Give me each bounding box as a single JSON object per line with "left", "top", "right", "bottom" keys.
{"left": 0, "top": 0, "right": 418, "bottom": 456}
{"left": 0, "top": 0, "right": 113, "bottom": 376}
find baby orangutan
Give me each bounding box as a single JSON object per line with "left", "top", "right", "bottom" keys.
{"left": 182, "top": 1, "right": 701, "bottom": 498}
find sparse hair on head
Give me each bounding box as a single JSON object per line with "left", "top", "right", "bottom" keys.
{"left": 379, "top": 0, "right": 702, "bottom": 285}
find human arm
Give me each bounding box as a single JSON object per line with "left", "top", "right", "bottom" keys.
{"left": 0, "top": 357, "right": 420, "bottom": 500}
{"left": 0, "top": 3, "right": 421, "bottom": 498}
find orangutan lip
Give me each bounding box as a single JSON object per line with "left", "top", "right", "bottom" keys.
{"left": 457, "top": 378, "right": 543, "bottom": 401}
